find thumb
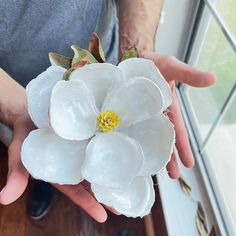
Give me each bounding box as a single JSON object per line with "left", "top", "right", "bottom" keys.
{"left": 0, "top": 154, "right": 29, "bottom": 205}
{"left": 145, "top": 53, "right": 216, "bottom": 87}
{"left": 163, "top": 57, "right": 216, "bottom": 87}
{"left": 0, "top": 117, "right": 34, "bottom": 205}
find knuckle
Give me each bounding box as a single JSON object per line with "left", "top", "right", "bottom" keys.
{"left": 83, "top": 199, "right": 97, "bottom": 211}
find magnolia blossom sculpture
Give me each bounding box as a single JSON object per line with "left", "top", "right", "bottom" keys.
{"left": 21, "top": 36, "right": 175, "bottom": 218}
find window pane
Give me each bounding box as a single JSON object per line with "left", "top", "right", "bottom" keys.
{"left": 210, "top": 0, "right": 236, "bottom": 40}
{"left": 203, "top": 93, "right": 236, "bottom": 234}
{"left": 185, "top": 18, "right": 236, "bottom": 139}
{"left": 182, "top": 7, "right": 236, "bottom": 235}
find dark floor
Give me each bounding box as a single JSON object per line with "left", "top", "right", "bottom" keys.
{"left": 0, "top": 143, "right": 167, "bottom": 236}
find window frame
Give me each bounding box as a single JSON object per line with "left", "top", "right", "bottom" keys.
{"left": 178, "top": 0, "right": 236, "bottom": 235}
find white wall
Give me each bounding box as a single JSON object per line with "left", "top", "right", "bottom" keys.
{"left": 155, "top": 0, "right": 200, "bottom": 60}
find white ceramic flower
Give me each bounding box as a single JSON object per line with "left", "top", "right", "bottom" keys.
{"left": 22, "top": 58, "right": 175, "bottom": 218}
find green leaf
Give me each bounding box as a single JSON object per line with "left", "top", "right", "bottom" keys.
{"left": 196, "top": 202, "right": 208, "bottom": 236}
{"left": 62, "top": 60, "right": 88, "bottom": 81}
{"left": 88, "top": 32, "right": 106, "bottom": 62}
{"left": 71, "top": 45, "right": 98, "bottom": 66}
{"left": 121, "top": 47, "right": 139, "bottom": 61}
{"left": 178, "top": 175, "right": 192, "bottom": 196}
{"left": 48, "top": 52, "right": 72, "bottom": 69}
{"left": 99, "top": 44, "right": 106, "bottom": 62}
{"left": 62, "top": 68, "right": 74, "bottom": 81}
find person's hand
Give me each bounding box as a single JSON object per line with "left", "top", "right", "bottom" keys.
{"left": 54, "top": 182, "right": 108, "bottom": 222}
{"left": 0, "top": 114, "right": 108, "bottom": 222}
{"left": 143, "top": 52, "right": 216, "bottom": 179}
{"left": 0, "top": 114, "right": 34, "bottom": 204}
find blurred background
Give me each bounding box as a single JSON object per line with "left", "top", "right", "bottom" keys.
{"left": 0, "top": 0, "right": 235, "bottom": 235}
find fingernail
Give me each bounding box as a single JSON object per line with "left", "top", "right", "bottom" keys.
{"left": 98, "top": 212, "right": 108, "bottom": 223}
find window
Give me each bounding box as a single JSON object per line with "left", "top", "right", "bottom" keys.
{"left": 179, "top": 0, "right": 236, "bottom": 235}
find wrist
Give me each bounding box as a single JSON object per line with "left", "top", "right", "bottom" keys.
{"left": 0, "top": 99, "right": 28, "bottom": 128}
{"left": 119, "top": 33, "right": 154, "bottom": 59}
{"left": 118, "top": 0, "right": 163, "bottom": 59}
{"left": 7, "top": 104, "right": 28, "bottom": 128}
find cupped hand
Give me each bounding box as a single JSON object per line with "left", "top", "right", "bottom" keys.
{"left": 0, "top": 114, "right": 107, "bottom": 223}
{"left": 143, "top": 52, "right": 216, "bottom": 179}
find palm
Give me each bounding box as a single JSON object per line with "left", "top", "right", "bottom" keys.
{"left": 143, "top": 53, "right": 215, "bottom": 178}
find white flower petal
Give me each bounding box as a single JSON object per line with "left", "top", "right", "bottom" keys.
{"left": 91, "top": 176, "right": 155, "bottom": 218}
{"left": 118, "top": 58, "right": 172, "bottom": 111}
{"left": 26, "top": 66, "right": 66, "bottom": 128}
{"left": 69, "top": 63, "right": 125, "bottom": 110}
{"left": 81, "top": 132, "right": 143, "bottom": 188}
{"left": 102, "top": 77, "right": 164, "bottom": 128}
{"left": 121, "top": 114, "right": 175, "bottom": 175}
{"left": 21, "top": 129, "right": 88, "bottom": 184}
{"left": 50, "top": 80, "right": 99, "bottom": 140}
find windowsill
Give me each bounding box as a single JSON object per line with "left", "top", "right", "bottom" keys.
{"left": 157, "top": 160, "right": 214, "bottom": 236}
{"left": 156, "top": 88, "right": 224, "bottom": 236}
{"left": 158, "top": 161, "right": 213, "bottom": 236}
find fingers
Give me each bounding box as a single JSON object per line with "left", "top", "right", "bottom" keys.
{"left": 142, "top": 53, "right": 204, "bottom": 175}
{"left": 154, "top": 55, "right": 216, "bottom": 87}
{"left": 166, "top": 152, "right": 180, "bottom": 179}
{"left": 54, "top": 183, "right": 107, "bottom": 223}
{"left": 0, "top": 139, "right": 29, "bottom": 204}
{"left": 0, "top": 158, "right": 28, "bottom": 204}
{"left": 0, "top": 116, "right": 34, "bottom": 205}
{"left": 168, "top": 90, "right": 195, "bottom": 168}
{"left": 104, "top": 205, "right": 121, "bottom": 215}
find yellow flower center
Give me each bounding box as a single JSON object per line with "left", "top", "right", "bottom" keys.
{"left": 97, "top": 110, "right": 120, "bottom": 132}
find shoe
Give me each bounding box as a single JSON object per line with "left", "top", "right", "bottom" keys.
{"left": 27, "top": 181, "right": 53, "bottom": 220}
{"left": 118, "top": 230, "right": 136, "bottom": 236}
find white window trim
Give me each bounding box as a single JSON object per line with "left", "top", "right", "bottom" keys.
{"left": 156, "top": 89, "right": 228, "bottom": 236}
{"left": 180, "top": 1, "right": 236, "bottom": 235}
{"left": 155, "top": 0, "right": 235, "bottom": 235}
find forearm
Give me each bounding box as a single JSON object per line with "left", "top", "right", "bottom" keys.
{"left": 0, "top": 68, "right": 27, "bottom": 127}
{"left": 118, "top": 0, "right": 164, "bottom": 57}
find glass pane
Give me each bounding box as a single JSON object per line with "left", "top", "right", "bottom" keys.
{"left": 203, "top": 93, "right": 236, "bottom": 234}
{"left": 183, "top": 7, "right": 236, "bottom": 234}
{"left": 210, "top": 0, "right": 236, "bottom": 40}
{"left": 186, "top": 17, "right": 236, "bottom": 139}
